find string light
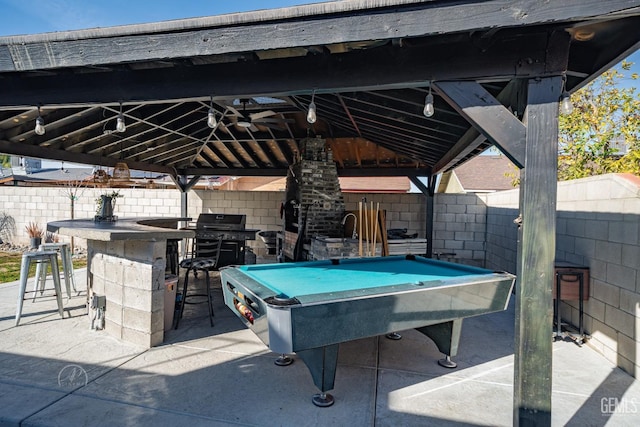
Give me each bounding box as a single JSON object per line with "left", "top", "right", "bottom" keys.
{"left": 307, "top": 90, "right": 317, "bottom": 124}
{"left": 35, "top": 106, "right": 45, "bottom": 135}
{"left": 560, "top": 91, "right": 573, "bottom": 115}
{"left": 560, "top": 75, "right": 573, "bottom": 115}
{"left": 423, "top": 84, "right": 435, "bottom": 118}
{"left": 207, "top": 96, "right": 217, "bottom": 128}
{"left": 116, "top": 102, "right": 126, "bottom": 132}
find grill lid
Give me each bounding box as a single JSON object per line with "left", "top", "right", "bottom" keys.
{"left": 196, "top": 214, "right": 246, "bottom": 230}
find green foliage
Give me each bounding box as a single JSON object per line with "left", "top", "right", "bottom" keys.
{"left": 0, "top": 155, "right": 10, "bottom": 168}
{"left": 558, "top": 60, "right": 640, "bottom": 180}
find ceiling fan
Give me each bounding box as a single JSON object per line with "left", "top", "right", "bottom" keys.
{"left": 227, "top": 98, "right": 294, "bottom": 131}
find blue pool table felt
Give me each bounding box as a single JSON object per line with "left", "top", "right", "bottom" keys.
{"left": 237, "top": 257, "right": 494, "bottom": 298}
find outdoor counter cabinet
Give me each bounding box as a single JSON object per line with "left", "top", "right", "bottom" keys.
{"left": 220, "top": 255, "right": 516, "bottom": 407}
{"left": 47, "top": 217, "right": 193, "bottom": 347}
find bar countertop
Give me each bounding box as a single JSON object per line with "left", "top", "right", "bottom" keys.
{"left": 47, "top": 217, "right": 194, "bottom": 241}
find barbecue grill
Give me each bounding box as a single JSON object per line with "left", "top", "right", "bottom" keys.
{"left": 191, "top": 214, "right": 258, "bottom": 267}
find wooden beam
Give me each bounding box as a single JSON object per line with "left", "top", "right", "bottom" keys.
{"left": 339, "top": 167, "right": 432, "bottom": 177}
{"left": 0, "top": 138, "right": 175, "bottom": 175}
{"left": 0, "top": 32, "right": 565, "bottom": 108}
{"left": 432, "top": 127, "right": 487, "bottom": 175}
{"left": 0, "top": 0, "right": 636, "bottom": 72}
{"left": 435, "top": 81, "right": 526, "bottom": 168}
{"left": 513, "top": 76, "right": 561, "bottom": 426}
{"left": 179, "top": 166, "right": 432, "bottom": 177}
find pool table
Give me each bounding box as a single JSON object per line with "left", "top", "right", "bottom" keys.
{"left": 220, "top": 255, "right": 515, "bottom": 406}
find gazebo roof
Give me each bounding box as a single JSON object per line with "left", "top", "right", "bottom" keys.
{"left": 0, "top": 0, "right": 638, "bottom": 180}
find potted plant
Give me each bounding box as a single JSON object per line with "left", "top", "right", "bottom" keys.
{"left": 25, "top": 221, "right": 44, "bottom": 249}
{"left": 95, "top": 190, "right": 122, "bottom": 221}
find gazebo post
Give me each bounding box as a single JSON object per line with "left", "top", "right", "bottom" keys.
{"left": 513, "top": 76, "right": 562, "bottom": 426}
{"left": 409, "top": 174, "right": 436, "bottom": 259}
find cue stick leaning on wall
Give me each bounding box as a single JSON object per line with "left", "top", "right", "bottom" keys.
{"left": 358, "top": 201, "right": 363, "bottom": 256}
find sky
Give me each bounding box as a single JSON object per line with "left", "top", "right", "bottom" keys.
{"left": 0, "top": 1, "right": 323, "bottom": 36}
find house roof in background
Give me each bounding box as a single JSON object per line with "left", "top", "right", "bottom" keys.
{"left": 450, "top": 155, "right": 518, "bottom": 192}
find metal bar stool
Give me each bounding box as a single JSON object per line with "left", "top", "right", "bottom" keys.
{"left": 16, "top": 251, "right": 65, "bottom": 326}
{"left": 174, "top": 236, "right": 223, "bottom": 329}
{"left": 33, "top": 242, "right": 77, "bottom": 300}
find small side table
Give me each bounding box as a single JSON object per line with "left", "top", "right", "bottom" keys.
{"left": 554, "top": 262, "right": 590, "bottom": 345}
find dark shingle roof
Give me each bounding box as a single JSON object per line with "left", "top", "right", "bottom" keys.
{"left": 454, "top": 155, "right": 518, "bottom": 192}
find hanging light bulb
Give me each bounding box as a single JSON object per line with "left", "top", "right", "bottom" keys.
{"left": 560, "top": 91, "right": 573, "bottom": 115}
{"left": 307, "top": 90, "right": 317, "bottom": 124}
{"left": 35, "top": 106, "right": 45, "bottom": 135}
{"left": 207, "top": 96, "right": 217, "bottom": 128}
{"left": 559, "top": 75, "right": 573, "bottom": 115}
{"left": 116, "top": 102, "right": 126, "bottom": 132}
{"left": 423, "top": 85, "right": 435, "bottom": 118}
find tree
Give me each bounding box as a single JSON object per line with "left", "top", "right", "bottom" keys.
{"left": 59, "top": 175, "right": 92, "bottom": 253}
{"left": 558, "top": 61, "right": 640, "bottom": 180}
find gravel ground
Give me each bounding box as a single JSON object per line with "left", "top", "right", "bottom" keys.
{"left": 0, "top": 242, "right": 87, "bottom": 258}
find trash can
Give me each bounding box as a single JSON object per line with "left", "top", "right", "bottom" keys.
{"left": 164, "top": 274, "right": 178, "bottom": 331}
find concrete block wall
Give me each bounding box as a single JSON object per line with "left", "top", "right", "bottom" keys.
{"left": 557, "top": 174, "right": 640, "bottom": 377}
{"left": 0, "top": 187, "right": 183, "bottom": 249}
{"left": 484, "top": 189, "right": 520, "bottom": 273}
{"left": 433, "top": 193, "right": 487, "bottom": 266}
{"left": 343, "top": 193, "right": 426, "bottom": 238}
{"left": 88, "top": 239, "right": 167, "bottom": 347}
{"left": 1, "top": 187, "right": 484, "bottom": 261}
{"left": 484, "top": 173, "right": 640, "bottom": 378}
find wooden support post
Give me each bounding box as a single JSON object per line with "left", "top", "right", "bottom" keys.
{"left": 426, "top": 175, "right": 436, "bottom": 259}
{"left": 513, "top": 76, "right": 561, "bottom": 426}
{"left": 409, "top": 175, "right": 435, "bottom": 259}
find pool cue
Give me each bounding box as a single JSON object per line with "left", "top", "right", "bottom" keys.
{"left": 358, "top": 201, "right": 363, "bottom": 256}
{"left": 373, "top": 202, "right": 379, "bottom": 256}
{"left": 364, "top": 200, "right": 369, "bottom": 256}
{"left": 369, "top": 201, "right": 374, "bottom": 256}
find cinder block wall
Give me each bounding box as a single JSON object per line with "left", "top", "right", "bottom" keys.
{"left": 433, "top": 193, "right": 487, "bottom": 266}
{"left": 1, "top": 187, "right": 485, "bottom": 263}
{"left": 2, "top": 174, "right": 638, "bottom": 377}
{"left": 484, "top": 189, "right": 520, "bottom": 273}
{"left": 484, "top": 173, "right": 640, "bottom": 378}
{"left": 0, "top": 187, "right": 183, "bottom": 249}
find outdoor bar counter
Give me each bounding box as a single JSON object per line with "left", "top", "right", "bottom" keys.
{"left": 47, "top": 217, "right": 194, "bottom": 348}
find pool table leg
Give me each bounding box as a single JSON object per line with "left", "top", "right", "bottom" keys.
{"left": 275, "top": 354, "right": 293, "bottom": 366}
{"left": 416, "top": 319, "right": 462, "bottom": 368}
{"left": 296, "top": 344, "right": 340, "bottom": 407}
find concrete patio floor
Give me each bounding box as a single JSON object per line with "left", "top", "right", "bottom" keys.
{"left": 1, "top": 260, "right": 640, "bottom": 426}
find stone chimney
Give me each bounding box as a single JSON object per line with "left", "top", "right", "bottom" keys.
{"left": 283, "top": 137, "right": 345, "bottom": 260}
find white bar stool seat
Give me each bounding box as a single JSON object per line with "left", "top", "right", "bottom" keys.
{"left": 16, "top": 251, "right": 65, "bottom": 326}
{"left": 34, "top": 242, "right": 77, "bottom": 300}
